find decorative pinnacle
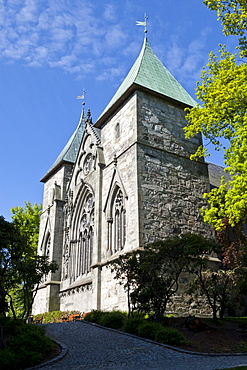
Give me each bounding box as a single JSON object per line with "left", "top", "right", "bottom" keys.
{"left": 76, "top": 90, "right": 86, "bottom": 105}
{"left": 136, "top": 13, "right": 148, "bottom": 34}
{"left": 86, "top": 108, "right": 92, "bottom": 124}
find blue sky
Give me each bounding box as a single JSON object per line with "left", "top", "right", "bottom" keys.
{"left": 0, "top": 0, "right": 238, "bottom": 221}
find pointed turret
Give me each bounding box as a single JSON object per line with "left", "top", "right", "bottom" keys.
{"left": 41, "top": 108, "right": 86, "bottom": 182}
{"left": 95, "top": 37, "right": 196, "bottom": 128}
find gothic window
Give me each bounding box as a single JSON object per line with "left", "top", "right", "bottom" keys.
{"left": 44, "top": 234, "right": 51, "bottom": 260}
{"left": 83, "top": 153, "right": 93, "bottom": 175}
{"left": 64, "top": 190, "right": 94, "bottom": 282}
{"left": 108, "top": 188, "right": 126, "bottom": 255}
{"left": 42, "top": 233, "right": 51, "bottom": 283}
{"left": 115, "top": 122, "right": 120, "bottom": 139}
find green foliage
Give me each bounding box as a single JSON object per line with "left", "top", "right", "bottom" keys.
{"left": 0, "top": 321, "right": 53, "bottom": 370}
{"left": 83, "top": 310, "right": 188, "bottom": 347}
{"left": 203, "top": 0, "right": 247, "bottom": 56}
{"left": 137, "top": 322, "right": 164, "bottom": 340}
{"left": 189, "top": 268, "right": 238, "bottom": 319}
{"left": 155, "top": 327, "right": 188, "bottom": 346}
{"left": 123, "top": 317, "right": 145, "bottom": 335}
{"left": 84, "top": 310, "right": 127, "bottom": 329}
{"left": 33, "top": 310, "right": 81, "bottom": 323}
{"left": 237, "top": 341, "right": 247, "bottom": 353}
{"left": 185, "top": 46, "right": 247, "bottom": 230}
{"left": 11, "top": 201, "right": 42, "bottom": 254}
{"left": 0, "top": 215, "right": 58, "bottom": 321}
{"left": 184, "top": 46, "right": 247, "bottom": 316}
{"left": 84, "top": 310, "right": 105, "bottom": 324}
{"left": 110, "top": 234, "right": 216, "bottom": 319}
{"left": 99, "top": 311, "right": 127, "bottom": 329}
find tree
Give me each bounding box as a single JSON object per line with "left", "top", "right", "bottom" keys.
{"left": 190, "top": 269, "right": 240, "bottom": 319}
{"left": 0, "top": 216, "right": 24, "bottom": 318}
{"left": 184, "top": 49, "right": 247, "bottom": 315}
{"left": 0, "top": 216, "right": 58, "bottom": 321}
{"left": 203, "top": 0, "right": 247, "bottom": 56}
{"left": 110, "top": 234, "right": 216, "bottom": 320}
{"left": 11, "top": 201, "right": 42, "bottom": 253}
{"left": 8, "top": 202, "right": 43, "bottom": 318}
{"left": 184, "top": 0, "right": 247, "bottom": 317}
{"left": 109, "top": 252, "right": 141, "bottom": 317}
{"left": 187, "top": 241, "right": 241, "bottom": 319}
{"left": 185, "top": 47, "right": 247, "bottom": 230}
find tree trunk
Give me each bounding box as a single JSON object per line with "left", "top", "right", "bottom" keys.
{"left": 0, "top": 324, "right": 6, "bottom": 349}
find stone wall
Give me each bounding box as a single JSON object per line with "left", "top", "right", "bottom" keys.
{"left": 33, "top": 87, "right": 213, "bottom": 317}
{"left": 32, "top": 164, "right": 72, "bottom": 315}
{"left": 136, "top": 91, "right": 210, "bottom": 245}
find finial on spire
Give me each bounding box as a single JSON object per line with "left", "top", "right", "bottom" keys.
{"left": 76, "top": 90, "right": 86, "bottom": 105}
{"left": 136, "top": 13, "right": 148, "bottom": 34}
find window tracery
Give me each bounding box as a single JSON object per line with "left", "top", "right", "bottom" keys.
{"left": 63, "top": 189, "right": 94, "bottom": 282}
{"left": 108, "top": 187, "right": 126, "bottom": 255}
{"left": 83, "top": 153, "right": 93, "bottom": 175}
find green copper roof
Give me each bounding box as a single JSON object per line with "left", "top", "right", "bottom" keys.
{"left": 41, "top": 110, "right": 86, "bottom": 182}
{"left": 96, "top": 37, "right": 196, "bottom": 124}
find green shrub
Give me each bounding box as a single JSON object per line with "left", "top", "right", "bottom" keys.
{"left": 84, "top": 310, "right": 105, "bottom": 324}
{"left": 137, "top": 322, "right": 164, "bottom": 340}
{"left": 99, "top": 311, "right": 127, "bottom": 329}
{"left": 123, "top": 317, "right": 145, "bottom": 335}
{"left": 0, "top": 322, "right": 53, "bottom": 370}
{"left": 48, "top": 310, "right": 66, "bottom": 323}
{"left": 155, "top": 327, "right": 187, "bottom": 346}
{"left": 33, "top": 310, "right": 81, "bottom": 323}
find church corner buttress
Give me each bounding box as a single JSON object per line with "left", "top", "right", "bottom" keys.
{"left": 32, "top": 37, "right": 212, "bottom": 316}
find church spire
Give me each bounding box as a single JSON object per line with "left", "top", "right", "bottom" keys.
{"left": 95, "top": 36, "right": 196, "bottom": 128}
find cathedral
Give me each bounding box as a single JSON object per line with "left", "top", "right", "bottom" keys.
{"left": 32, "top": 36, "right": 213, "bottom": 315}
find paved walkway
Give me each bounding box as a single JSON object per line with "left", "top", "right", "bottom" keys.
{"left": 35, "top": 321, "right": 247, "bottom": 370}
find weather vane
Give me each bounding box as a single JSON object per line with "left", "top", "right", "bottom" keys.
{"left": 76, "top": 90, "right": 86, "bottom": 105}
{"left": 136, "top": 13, "right": 148, "bottom": 33}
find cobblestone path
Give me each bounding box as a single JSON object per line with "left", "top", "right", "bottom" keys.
{"left": 37, "top": 321, "right": 247, "bottom": 370}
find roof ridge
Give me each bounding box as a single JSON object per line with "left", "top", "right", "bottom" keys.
{"left": 95, "top": 37, "right": 196, "bottom": 127}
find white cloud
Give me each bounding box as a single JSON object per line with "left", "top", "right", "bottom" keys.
{"left": 103, "top": 4, "right": 117, "bottom": 22}
{"left": 105, "top": 24, "right": 125, "bottom": 48}
{"left": 0, "top": 1, "right": 134, "bottom": 82}
{"left": 16, "top": 0, "right": 38, "bottom": 23}
{"left": 0, "top": 1, "right": 214, "bottom": 88}
{"left": 96, "top": 65, "right": 125, "bottom": 81}
{"left": 163, "top": 26, "right": 214, "bottom": 88}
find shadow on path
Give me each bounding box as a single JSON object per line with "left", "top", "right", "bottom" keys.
{"left": 30, "top": 321, "right": 247, "bottom": 370}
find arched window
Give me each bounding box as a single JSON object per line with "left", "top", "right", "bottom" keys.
{"left": 115, "top": 122, "right": 120, "bottom": 139}
{"left": 44, "top": 234, "right": 51, "bottom": 260}
{"left": 64, "top": 189, "right": 94, "bottom": 282}
{"left": 108, "top": 188, "right": 126, "bottom": 255}
{"left": 42, "top": 233, "right": 51, "bottom": 283}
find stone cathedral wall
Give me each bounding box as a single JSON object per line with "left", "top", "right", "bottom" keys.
{"left": 137, "top": 145, "right": 210, "bottom": 244}
{"left": 33, "top": 87, "right": 213, "bottom": 316}
{"left": 136, "top": 91, "right": 210, "bottom": 245}
{"left": 32, "top": 164, "right": 72, "bottom": 315}
{"left": 99, "top": 94, "right": 140, "bottom": 311}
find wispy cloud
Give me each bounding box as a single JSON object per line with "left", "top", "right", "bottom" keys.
{"left": 163, "top": 27, "right": 213, "bottom": 87}
{"left": 0, "top": 0, "right": 130, "bottom": 80}
{"left": 0, "top": 0, "right": 215, "bottom": 86}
